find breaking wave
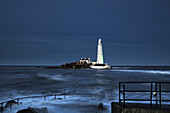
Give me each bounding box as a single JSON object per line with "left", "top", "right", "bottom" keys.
{"left": 37, "top": 73, "right": 66, "bottom": 81}
{"left": 112, "top": 70, "right": 170, "bottom": 75}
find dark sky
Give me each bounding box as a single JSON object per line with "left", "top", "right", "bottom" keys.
{"left": 0, "top": 0, "right": 170, "bottom": 65}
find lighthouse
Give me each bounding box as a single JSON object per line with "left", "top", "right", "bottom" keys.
{"left": 90, "top": 38, "right": 111, "bottom": 69}
{"left": 97, "top": 38, "right": 104, "bottom": 64}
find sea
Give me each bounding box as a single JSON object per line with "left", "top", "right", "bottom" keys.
{"left": 0, "top": 66, "right": 170, "bottom": 113}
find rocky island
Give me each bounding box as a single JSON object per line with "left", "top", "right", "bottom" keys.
{"left": 46, "top": 39, "right": 111, "bottom": 69}
{"left": 46, "top": 58, "right": 95, "bottom": 69}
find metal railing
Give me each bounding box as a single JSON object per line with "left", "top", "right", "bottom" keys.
{"left": 119, "top": 82, "right": 170, "bottom": 107}
{"left": 0, "top": 93, "right": 67, "bottom": 112}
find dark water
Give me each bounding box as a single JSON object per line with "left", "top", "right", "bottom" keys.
{"left": 0, "top": 66, "right": 170, "bottom": 113}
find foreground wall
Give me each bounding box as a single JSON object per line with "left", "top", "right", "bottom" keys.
{"left": 111, "top": 102, "right": 170, "bottom": 113}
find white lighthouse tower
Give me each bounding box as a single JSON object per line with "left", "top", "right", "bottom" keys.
{"left": 90, "top": 38, "right": 111, "bottom": 69}
{"left": 97, "top": 38, "right": 104, "bottom": 64}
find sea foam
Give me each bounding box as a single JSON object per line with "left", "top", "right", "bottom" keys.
{"left": 37, "top": 73, "right": 66, "bottom": 81}
{"left": 112, "top": 69, "right": 170, "bottom": 75}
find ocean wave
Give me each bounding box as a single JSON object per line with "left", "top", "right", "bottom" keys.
{"left": 37, "top": 73, "right": 66, "bottom": 81}
{"left": 111, "top": 69, "right": 170, "bottom": 75}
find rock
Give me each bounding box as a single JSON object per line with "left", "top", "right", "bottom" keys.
{"left": 17, "top": 108, "right": 34, "bottom": 113}
{"left": 17, "top": 107, "right": 48, "bottom": 113}
{"left": 98, "top": 103, "right": 104, "bottom": 111}
{"left": 57, "top": 98, "right": 63, "bottom": 100}
{"left": 0, "top": 106, "right": 3, "bottom": 112}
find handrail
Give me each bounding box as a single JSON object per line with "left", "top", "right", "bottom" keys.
{"left": 119, "top": 82, "right": 170, "bottom": 107}
{"left": 120, "top": 82, "right": 170, "bottom": 83}
{"left": 0, "top": 93, "right": 67, "bottom": 112}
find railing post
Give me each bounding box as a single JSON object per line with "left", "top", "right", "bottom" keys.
{"left": 54, "top": 95, "right": 56, "bottom": 100}
{"left": 44, "top": 96, "right": 46, "bottom": 101}
{"left": 17, "top": 98, "right": 19, "bottom": 105}
{"left": 155, "top": 83, "right": 157, "bottom": 106}
{"left": 10, "top": 102, "right": 12, "bottom": 110}
{"left": 159, "top": 83, "right": 161, "bottom": 107}
{"left": 150, "top": 83, "right": 152, "bottom": 107}
{"left": 119, "top": 82, "right": 121, "bottom": 105}
{"left": 64, "top": 93, "right": 66, "bottom": 99}
{"left": 123, "top": 84, "right": 125, "bottom": 107}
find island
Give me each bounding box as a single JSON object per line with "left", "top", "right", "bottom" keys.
{"left": 46, "top": 39, "right": 111, "bottom": 69}
{"left": 46, "top": 58, "right": 95, "bottom": 69}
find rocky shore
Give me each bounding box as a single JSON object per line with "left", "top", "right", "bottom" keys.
{"left": 46, "top": 62, "right": 92, "bottom": 69}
